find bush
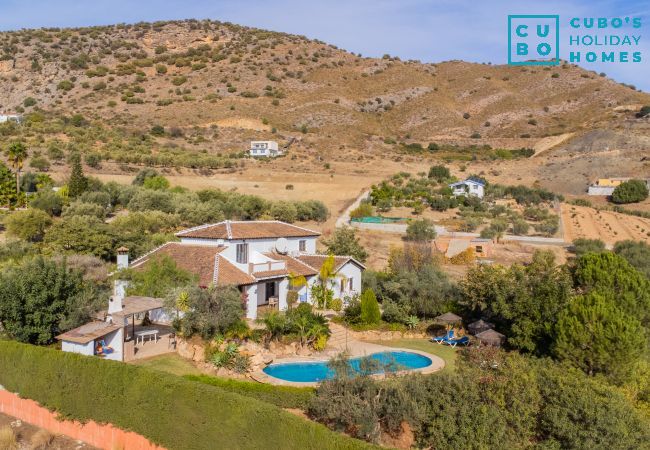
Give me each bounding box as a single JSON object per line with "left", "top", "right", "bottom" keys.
{"left": 572, "top": 238, "right": 606, "bottom": 256}
{"left": 4, "top": 209, "right": 52, "bottom": 241}
{"left": 428, "top": 165, "right": 450, "bottom": 181}
{"left": 405, "top": 218, "right": 436, "bottom": 242}
{"left": 611, "top": 180, "right": 649, "bottom": 204}
{"left": 350, "top": 202, "right": 373, "bottom": 219}
{"left": 29, "top": 156, "right": 50, "bottom": 171}
{"left": 360, "top": 289, "right": 381, "bottom": 325}
{"left": 0, "top": 341, "right": 371, "bottom": 450}
{"left": 30, "top": 191, "right": 64, "bottom": 216}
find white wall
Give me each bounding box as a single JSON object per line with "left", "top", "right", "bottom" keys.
{"left": 62, "top": 340, "right": 94, "bottom": 356}
{"left": 245, "top": 284, "right": 258, "bottom": 319}
{"left": 331, "top": 262, "right": 362, "bottom": 299}
{"left": 102, "top": 328, "right": 124, "bottom": 362}
{"left": 180, "top": 236, "right": 317, "bottom": 274}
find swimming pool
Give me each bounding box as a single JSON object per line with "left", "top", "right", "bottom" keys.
{"left": 262, "top": 351, "right": 432, "bottom": 383}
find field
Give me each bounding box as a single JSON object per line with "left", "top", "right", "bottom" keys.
{"left": 562, "top": 204, "right": 650, "bottom": 246}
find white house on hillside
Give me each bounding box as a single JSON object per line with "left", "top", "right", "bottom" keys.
{"left": 449, "top": 178, "right": 485, "bottom": 199}
{"left": 130, "top": 221, "right": 365, "bottom": 319}
{"left": 249, "top": 141, "right": 283, "bottom": 157}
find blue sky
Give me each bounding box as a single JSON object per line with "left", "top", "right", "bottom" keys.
{"left": 0, "top": 0, "right": 647, "bottom": 91}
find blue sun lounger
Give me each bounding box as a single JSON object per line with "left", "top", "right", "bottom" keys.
{"left": 432, "top": 330, "right": 454, "bottom": 344}
{"left": 444, "top": 336, "right": 470, "bottom": 348}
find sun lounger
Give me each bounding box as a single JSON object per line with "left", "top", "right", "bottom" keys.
{"left": 432, "top": 330, "right": 454, "bottom": 344}
{"left": 445, "top": 336, "right": 470, "bottom": 347}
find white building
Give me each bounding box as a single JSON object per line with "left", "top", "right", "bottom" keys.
{"left": 0, "top": 114, "right": 22, "bottom": 124}
{"left": 449, "top": 178, "right": 485, "bottom": 199}
{"left": 249, "top": 141, "right": 283, "bottom": 157}
{"left": 130, "top": 220, "right": 365, "bottom": 319}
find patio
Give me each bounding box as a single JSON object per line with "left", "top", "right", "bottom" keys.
{"left": 123, "top": 323, "right": 176, "bottom": 361}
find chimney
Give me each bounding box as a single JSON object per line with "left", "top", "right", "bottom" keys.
{"left": 117, "top": 247, "right": 129, "bottom": 270}
{"left": 109, "top": 247, "right": 130, "bottom": 315}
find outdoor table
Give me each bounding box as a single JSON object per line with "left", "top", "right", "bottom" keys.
{"left": 135, "top": 329, "right": 159, "bottom": 345}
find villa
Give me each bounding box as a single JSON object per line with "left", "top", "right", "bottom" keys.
{"left": 249, "top": 140, "right": 283, "bottom": 157}
{"left": 449, "top": 178, "right": 485, "bottom": 199}
{"left": 130, "top": 220, "right": 365, "bottom": 319}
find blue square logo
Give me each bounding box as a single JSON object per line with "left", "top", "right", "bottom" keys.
{"left": 508, "top": 15, "right": 560, "bottom": 65}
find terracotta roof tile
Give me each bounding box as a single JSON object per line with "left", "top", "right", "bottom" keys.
{"left": 215, "top": 256, "right": 256, "bottom": 285}
{"left": 132, "top": 243, "right": 258, "bottom": 287}
{"left": 177, "top": 220, "right": 320, "bottom": 240}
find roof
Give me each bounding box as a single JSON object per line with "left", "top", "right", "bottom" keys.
{"left": 434, "top": 312, "right": 463, "bottom": 324}
{"left": 445, "top": 239, "right": 470, "bottom": 258}
{"left": 449, "top": 178, "right": 486, "bottom": 187}
{"left": 476, "top": 329, "right": 506, "bottom": 345}
{"left": 176, "top": 220, "right": 320, "bottom": 240}
{"left": 112, "top": 296, "right": 164, "bottom": 317}
{"left": 295, "top": 254, "right": 366, "bottom": 271}
{"left": 130, "top": 242, "right": 256, "bottom": 286}
{"left": 56, "top": 321, "right": 122, "bottom": 344}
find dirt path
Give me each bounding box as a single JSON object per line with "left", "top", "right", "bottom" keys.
{"left": 531, "top": 132, "right": 574, "bottom": 158}
{"left": 336, "top": 190, "right": 370, "bottom": 227}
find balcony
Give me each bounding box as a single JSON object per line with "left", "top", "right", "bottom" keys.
{"left": 248, "top": 260, "right": 286, "bottom": 274}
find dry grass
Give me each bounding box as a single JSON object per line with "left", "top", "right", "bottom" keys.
{"left": 29, "top": 429, "right": 53, "bottom": 449}
{"left": 0, "top": 426, "right": 17, "bottom": 450}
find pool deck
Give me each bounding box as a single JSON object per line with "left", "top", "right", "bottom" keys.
{"left": 251, "top": 339, "right": 445, "bottom": 387}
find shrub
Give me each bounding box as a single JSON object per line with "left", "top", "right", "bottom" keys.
{"left": 572, "top": 238, "right": 606, "bottom": 256}
{"left": 30, "top": 191, "right": 64, "bottom": 216}
{"left": 29, "top": 156, "right": 50, "bottom": 171}
{"left": 428, "top": 165, "right": 450, "bottom": 181}
{"left": 330, "top": 298, "right": 343, "bottom": 312}
{"left": 611, "top": 180, "right": 649, "bottom": 204}
{"left": 350, "top": 202, "right": 373, "bottom": 219}
{"left": 270, "top": 201, "right": 298, "bottom": 223}
{"left": 4, "top": 209, "right": 52, "bottom": 241}
{"left": 172, "top": 76, "right": 187, "bottom": 86}
{"left": 463, "top": 112, "right": 470, "bottom": 119}
{"left": 57, "top": 80, "right": 74, "bottom": 91}
{"left": 405, "top": 218, "right": 436, "bottom": 242}
{"left": 360, "top": 289, "right": 381, "bottom": 325}
{"left": 0, "top": 341, "right": 371, "bottom": 450}
{"left": 23, "top": 97, "right": 37, "bottom": 107}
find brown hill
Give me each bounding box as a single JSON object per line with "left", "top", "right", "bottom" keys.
{"left": 0, "top": 19, "right": 648, "bottom": 197}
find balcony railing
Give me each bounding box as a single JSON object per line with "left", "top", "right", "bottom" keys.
{"left": 248, "top": 261, "right": 286, "bottom": 274}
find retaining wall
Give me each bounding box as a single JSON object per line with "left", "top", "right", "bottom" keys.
{"left": 0, "top": 388, "right": 165, "bottom": 450}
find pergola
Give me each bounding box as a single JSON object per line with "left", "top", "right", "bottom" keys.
{"left": 110, "top": 296, "right": 164, "bottom": 340}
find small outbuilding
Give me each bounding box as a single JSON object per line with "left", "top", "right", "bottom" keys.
{"left": 475, "top": 329, "right": 506, "bottom": 347}
{"left": 468, "top": 319, "right": 494, "bottom": 335}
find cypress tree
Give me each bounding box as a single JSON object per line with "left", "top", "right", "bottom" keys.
{"left": 68, "top": 154, "right": 88, "bottom": 198}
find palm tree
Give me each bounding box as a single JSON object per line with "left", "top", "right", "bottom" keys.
{"left": 5, "top": 141, "right": 28, "bottom": 195}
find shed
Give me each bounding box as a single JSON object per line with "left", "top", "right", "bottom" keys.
{"left": 468, "top": 319, "right": 494, "bottom": 335}
{"left": 475, "top": 329, "right": 506, "bottom": 347}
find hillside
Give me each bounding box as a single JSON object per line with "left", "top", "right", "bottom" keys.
{"left": 0, "top": 19, "right": 649, "bottom": 198}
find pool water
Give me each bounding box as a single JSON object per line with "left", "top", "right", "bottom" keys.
{"left": 263, "top": 351, "right": 432, "bottom": 383}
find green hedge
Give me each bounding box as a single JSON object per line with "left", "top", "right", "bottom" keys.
{"left": 184, "top": 374, "right": 314, "bottom": 410}
{"left": 0, "top": 341, "right": 374, "bottom": 450}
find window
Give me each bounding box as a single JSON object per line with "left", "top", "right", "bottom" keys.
{"left": 236, "top": 243, "right": 248, "bottom": 264}
{"left": 299, "top": 240, "right": 306, "bottom": 252}
{"left": 475, "top": 245, "right": 483, "bottom": 254}
{"left": 348, "top": 278, "right": 354, "bottom": 291}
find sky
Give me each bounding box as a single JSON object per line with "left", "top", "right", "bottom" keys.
{"left": 0, "top": 0, "right": 648, "bottom": 91}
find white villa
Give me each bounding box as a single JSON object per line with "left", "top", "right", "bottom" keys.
{"left": 130, "top": 221, "right": 365, "bottom": 319}
{"left": 249, "top": 140, "right": 283, "bottom": 157}
{"left": 57, "top": 221, "right": 364, "bottom": 360}
{"left": 449, "top": 178, "right": 485, "bottom": 199}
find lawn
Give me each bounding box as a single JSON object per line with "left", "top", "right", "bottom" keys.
{"left": 132, "top": 353, "right": 204, "bottom": 376}
{"left": 371, "top": 338, "right": 458, "bottom": 373}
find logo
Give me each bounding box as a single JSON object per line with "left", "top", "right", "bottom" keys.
{"left": 508, "top": 15, "right": 560, "bottom": 65}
